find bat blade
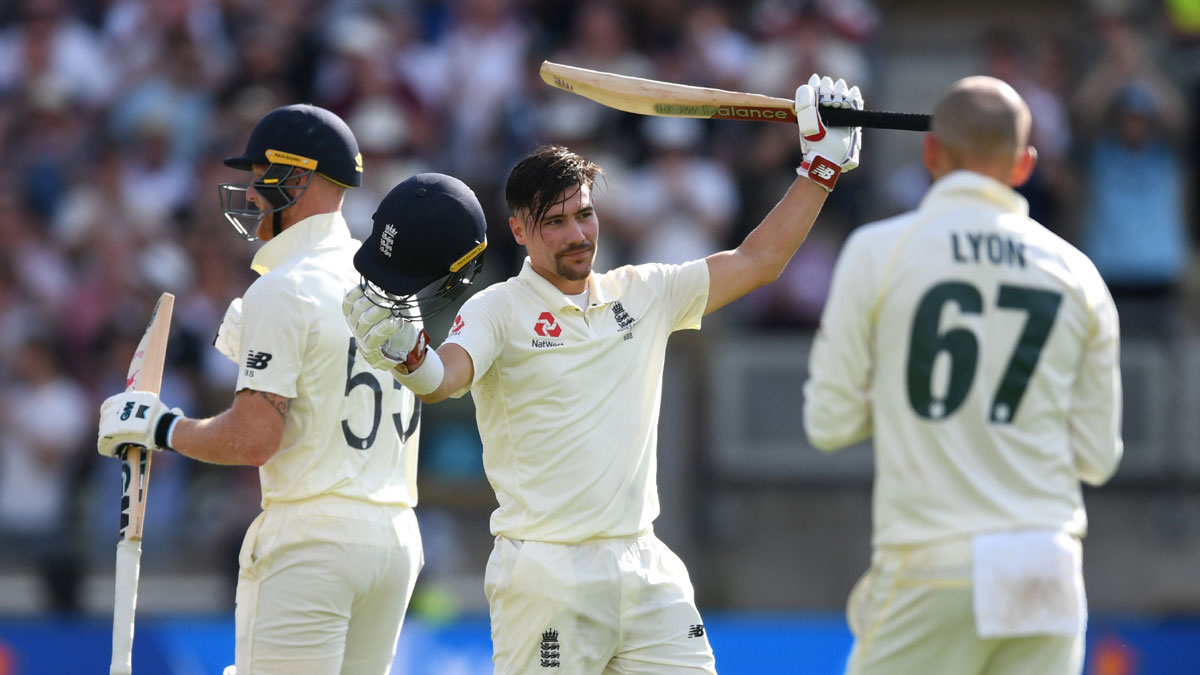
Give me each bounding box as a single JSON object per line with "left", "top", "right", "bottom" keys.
{"left": 539, "top": 61, "right": 931, "bottom": 132}
{"left": 540, "top": 60, "right": 798, "bottom": 123}
{"left": 111, "top": 292, "right": 174, "bottom": 675}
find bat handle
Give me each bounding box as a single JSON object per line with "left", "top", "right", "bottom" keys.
{"left": 111, "top": 539, "right": 142, "bottom": 675}
{"left": 821, "top": 107, "right": 931, "bottom": 132}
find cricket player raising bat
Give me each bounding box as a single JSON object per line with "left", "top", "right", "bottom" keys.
{"left": 342, "top": 74, "right": 862, "bottom": 673}
{"left": 803, "top": 76, "right": 1123, "bottom": 674}
{"left": 96, "top": 105, "right": 482, "bottom": 674}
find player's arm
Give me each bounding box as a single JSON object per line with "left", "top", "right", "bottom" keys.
{"left": 1069, "top": 284, "right": 1123, "bottom": 485}
{"left": 704, "top": 75, "right": 862, "bottom": 315}
{"left": 802, "top": 230, "right": 875, "bottom": 451}
{"left": 96, "top": 388, "right": 288, "bottom": 467}
{"left": 411, "top": 343, "right": 473, "bottom": 404}
{"left": 168, "top": 389, "right": 288, "bottom": 466}
{"left": 96, "top": 292, "right": 291, "bottom": 466}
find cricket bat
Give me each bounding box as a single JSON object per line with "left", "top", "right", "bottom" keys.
{"left": 110, "top": 292, "right": 174, "bottom": 675}
{"left": 540, "top": 61, "right": 931, "bottom": 131}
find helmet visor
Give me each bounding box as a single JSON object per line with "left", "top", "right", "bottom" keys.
{"left": 217, "top": 164, "right": 314, "bottom": 241}
{"left": 217, "top": 183, "right": 262, "bottom": 241}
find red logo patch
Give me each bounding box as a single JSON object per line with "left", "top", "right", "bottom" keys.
{"left": 534, "top": 312, "right": 562, "bottom": 337}
{"left": 451, "top": 314, "right": 465, "bottom": 334}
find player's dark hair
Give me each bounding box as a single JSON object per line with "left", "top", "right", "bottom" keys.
{"left": 505, "top": 145, "right": 602, "bottom": 232}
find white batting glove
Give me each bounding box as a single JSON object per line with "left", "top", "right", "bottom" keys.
{"left": 97, "top": 391, "right": 183, "bottom": 457}
{"left": 213, "top": 297, "right": 243, "bottom": 365}
{"left": 795, "top": 74, "right": 863, "bottom": 191}
{"left": 342, "top": 285, "right": 430, "bottom": 373}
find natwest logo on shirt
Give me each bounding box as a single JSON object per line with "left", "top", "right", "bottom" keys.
{"left": 533, "top": 312, "right": 562, "bottom": 338}
{"left": 450, "top": 314, "right": 465, "bottom": 335}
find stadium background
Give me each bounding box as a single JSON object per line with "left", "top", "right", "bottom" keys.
{"left": 2, "top": 0, "right": 1199, "bottom": 672}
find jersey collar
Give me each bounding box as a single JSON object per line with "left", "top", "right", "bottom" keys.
{"left": 251, "top": 211, "right": 353, "bottom": 276}
{"left": 922, "top": 170, "right": 1030, "bottom": 216}
{"left": 517, "top": 257, "right": 620, "bottom": 311}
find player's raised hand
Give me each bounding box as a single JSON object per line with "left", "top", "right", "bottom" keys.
{"left": 343, "top": 285, "right": 429, "bottom": 373}
{"left": 97, "top": 391, "right": 183, "bottom": 457}
{"left": 795, "top": 74, "right": 863, "bottom": 190}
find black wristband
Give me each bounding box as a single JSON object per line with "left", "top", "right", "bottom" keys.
{"left": 154, "top": 412, "right": 178, "bottom": 451}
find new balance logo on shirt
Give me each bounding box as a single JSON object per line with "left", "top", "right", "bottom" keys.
{"left": 244, "top": 351, "right": 273, "bottom": 376}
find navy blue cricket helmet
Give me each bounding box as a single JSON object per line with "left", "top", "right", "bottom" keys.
{"left": 218, "top": 104, "right": 363, "bottom": 240}
{"left": 354, "top": 173, "right": 487, "bottom": 319}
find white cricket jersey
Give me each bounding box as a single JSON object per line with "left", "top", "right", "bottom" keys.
{"left": 443, "top": 258, "right": 709, "bottom": 543}
{"left": 235, "top": 212, "right": 421, "bottom": 508}
{"left": 804, "top": 171, "right": 1123, "bottom": 547}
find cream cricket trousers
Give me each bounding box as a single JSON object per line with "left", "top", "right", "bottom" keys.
{"left": 844, "top": 536, "right": 1083, "bottom": 675}
{"left": 234, "top": 497, "right": 423, "bottom": 675}
{"left": 485, "top": 531, "right": 717, "bottom": 674}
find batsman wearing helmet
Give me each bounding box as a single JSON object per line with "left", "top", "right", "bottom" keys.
{"left": 344, "top": 75, "right": 862, "bottom": 673}
{"left": 96, "top": 104, "right": 428, "bottom": 674}
{"left": 804, "top": 77, "right": 1123, "bottom": 674}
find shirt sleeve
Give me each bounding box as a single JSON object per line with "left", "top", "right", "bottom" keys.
{"left": 1069, "top": 273, "right": 1124, "bottom": 485}
{"left": 442, "top": 287, "right": 509, "bottom": 396}
{"left": 638, "top": 259, "right": 709, "bottom": 332}
{"left": 803, "top": 230, "right": 875, "bottom": 452}
{"left": 234, "top": 274, "right": 306, "bottom": 398}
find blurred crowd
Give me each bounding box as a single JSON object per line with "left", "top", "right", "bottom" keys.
{"left": 0, "top": 0, "right": 1197, "bottom": 613}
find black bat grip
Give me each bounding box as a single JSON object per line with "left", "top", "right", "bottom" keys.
{"left": 821, "top": 107, "right": 931, "bottom": 132}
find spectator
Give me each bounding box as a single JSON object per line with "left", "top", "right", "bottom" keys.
{"left": 439, "top": 0, "right": 529, "bottom": 186}
{"left": 614, "top": 117, "right": 739, "bottom": 266}
{"left": 1073, "top": 13, "right": 1191, "bottom": 338}
{"left": 0, "top": 0, "right": 117, "bottom": 109}
{"left": 108, "top": 28, "right": 217, "bottom": 165}
{"left": 0, "top": 334, "right": 90, "bottom": 610}
{"left": 982, "top": 28, "right": 1075, "bottom": 236}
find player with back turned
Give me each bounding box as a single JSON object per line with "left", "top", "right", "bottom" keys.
{"left": 342, "top": 75, "right": 862, "bottom": 673}
{"left": 803, "top": 76, "right": 1123, "bottom": 674}
{"left": 94, "top": 105, "right": 485, "bottom": 674}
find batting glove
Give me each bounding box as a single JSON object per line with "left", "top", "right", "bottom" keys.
{"left": 795, "top": 74, "right": 863, "bottom": 191}
{"left": 212, "top": 297, "right": 243, "bottom": 365}
{"left": 343, "top": 285, "right": 430, "bottom": 373}
{"left": 97, "top": 391, "right": 183, "bottom": 457}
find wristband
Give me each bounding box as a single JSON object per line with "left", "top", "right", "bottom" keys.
{"left": 154, "top": 412, "right": 180, "bottom": 451}
{"left": 393, "top": 347, "right": 444, "bottom": 396}
{"left": 796, "top": 152, "right": 841, "bottom": 191}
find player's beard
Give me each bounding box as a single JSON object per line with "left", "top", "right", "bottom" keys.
{"left": 555, "top": 243, "right": 594, "bottom": 281}
{"left": 254, "top": 213, "right": 272, "bottom": 241}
